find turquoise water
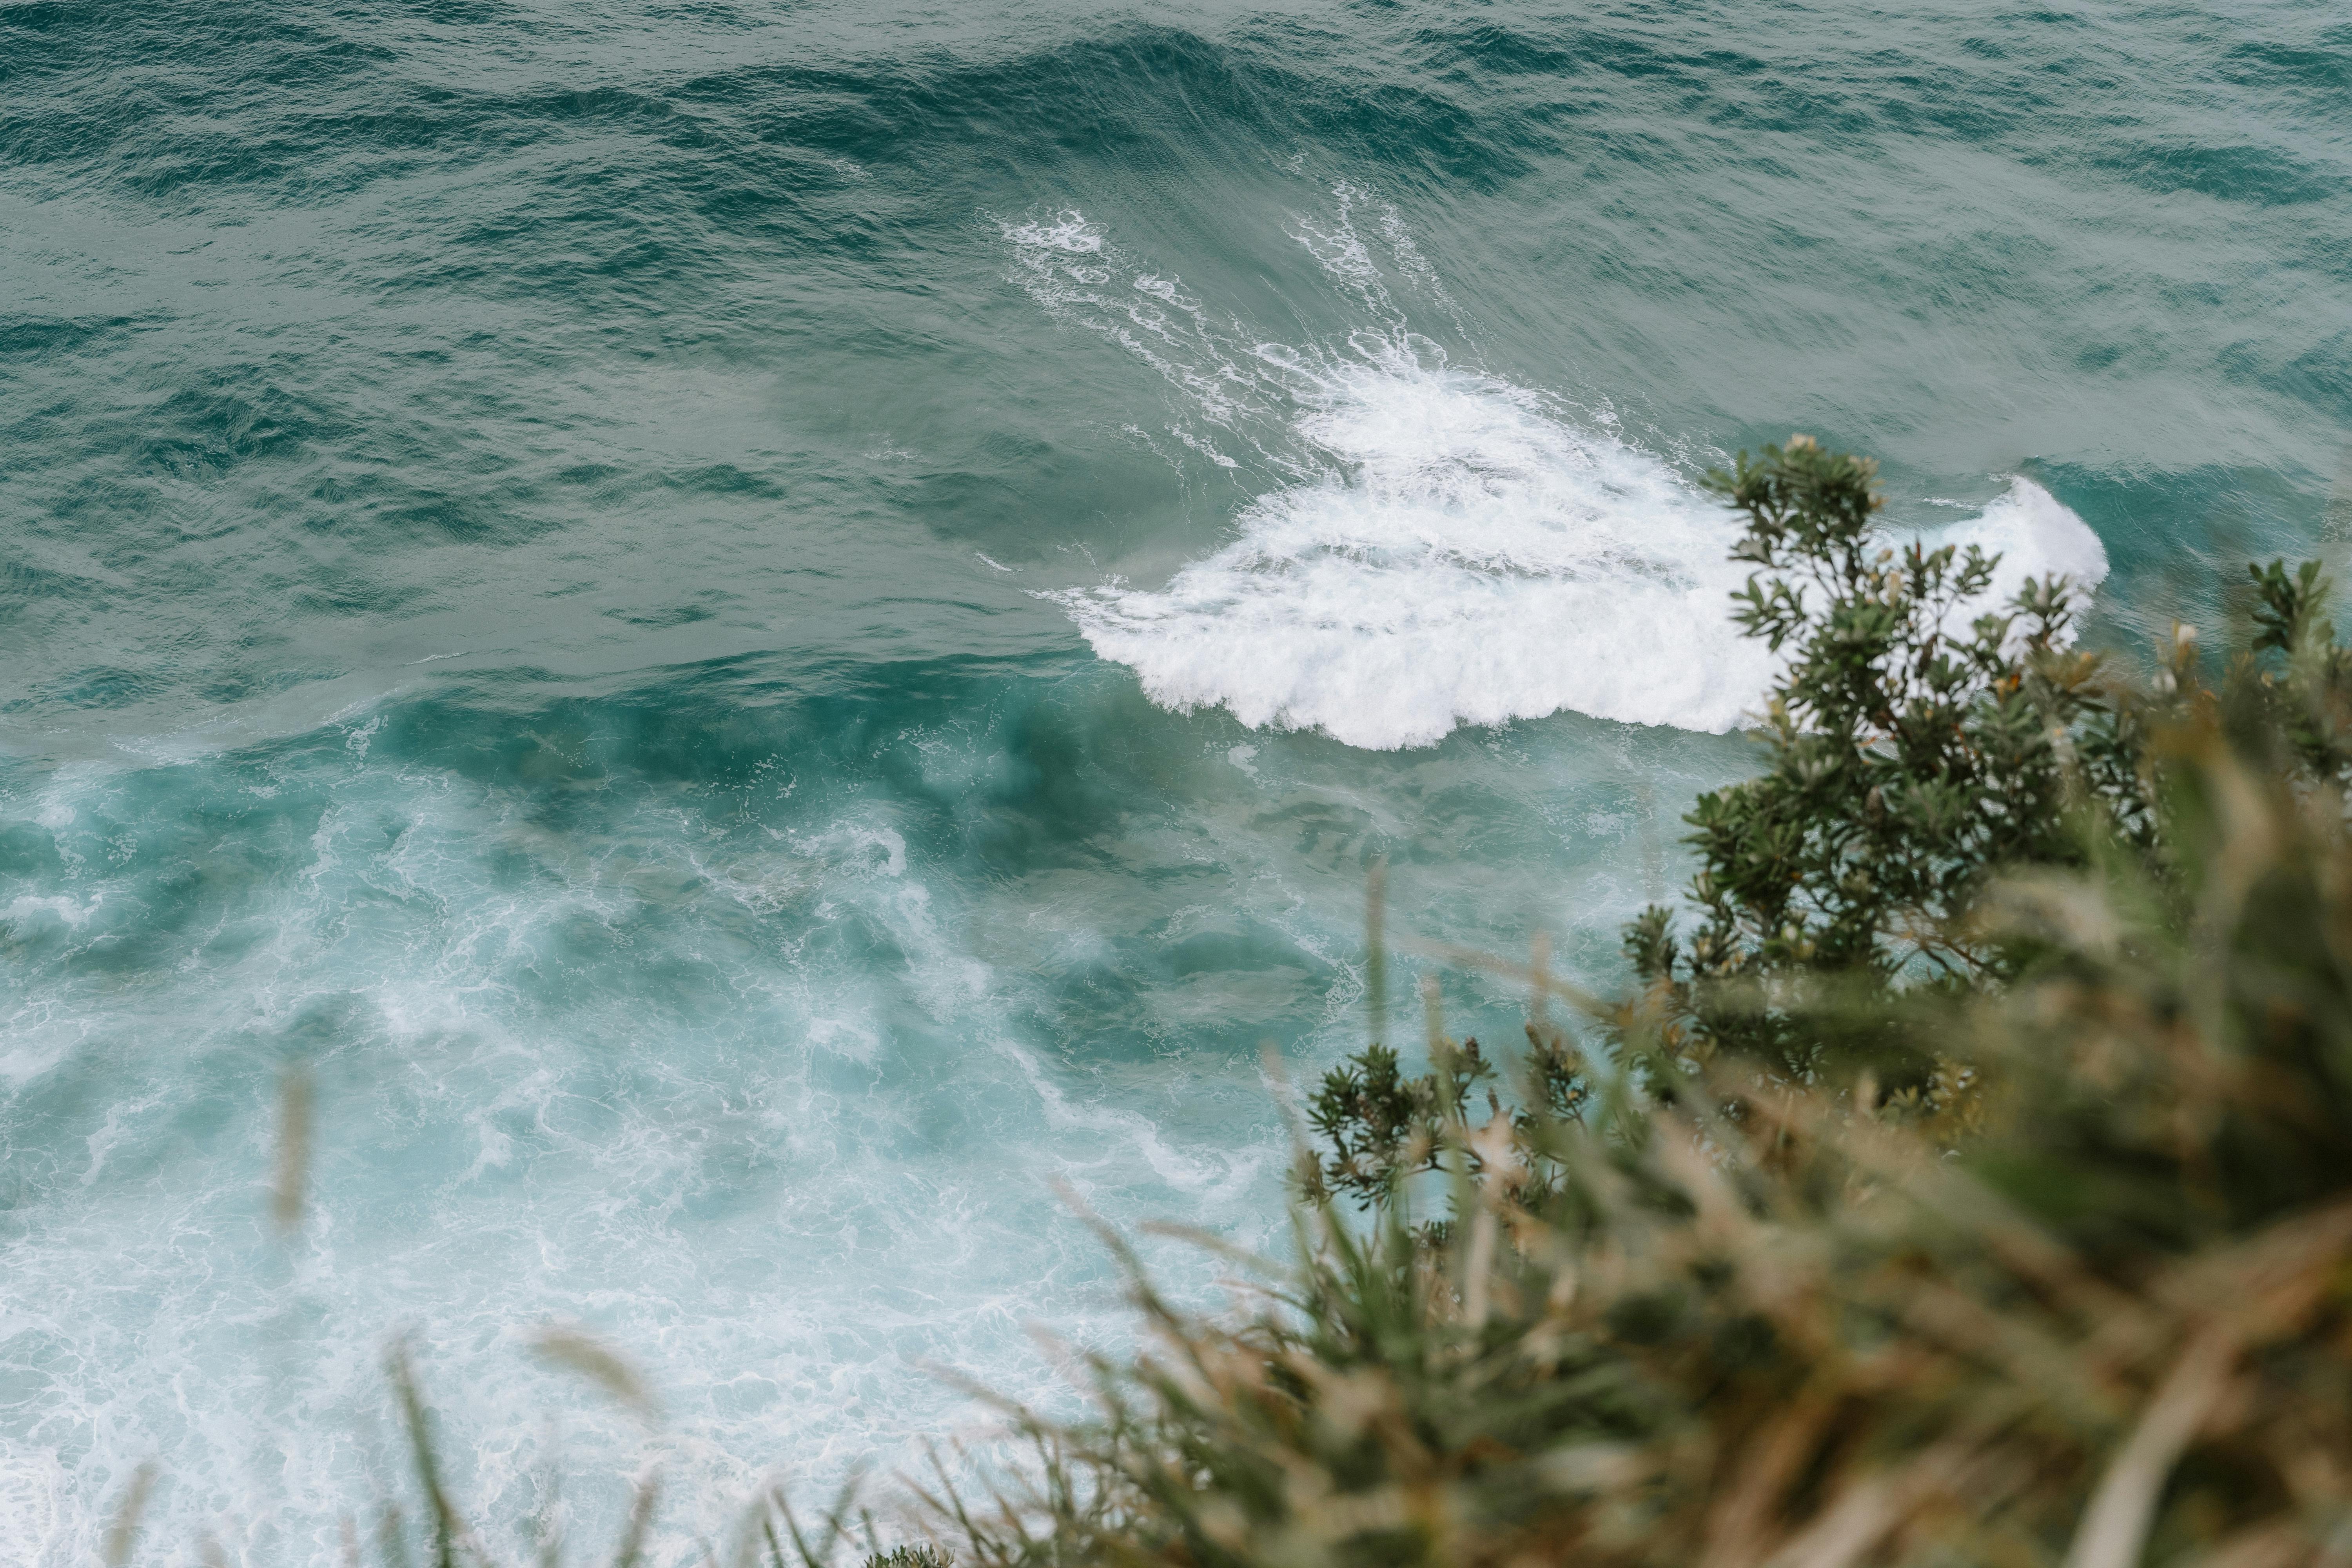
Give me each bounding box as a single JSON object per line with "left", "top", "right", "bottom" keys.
{"left": 2, "top": 0, "right": 2346, "bottom": 1559}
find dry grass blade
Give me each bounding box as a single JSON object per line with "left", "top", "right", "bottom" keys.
{"left": 2158, "top": 1198, "right": 2352, "bottom": 1339}
{"left": 100, "top": 1460, "right": 156, "bottom": 1568}
{"left": 273, "top": 1062, "right": 314, "bottom": 1235}
{"left": 2181, "top": 1522, "right": 2312, "bottom": 1568}
{"left": 387, "top": 1334, "right": 485, "bottom": 1568}
{"left": 606, "top": 1465, "right": 663, "bottom": 1568}
{"left": 2064, "top": 1326, "right": 2241, "bottom": 1568}
{"left": 379, "top": 1502, "right": 414, "bottom": 1568}
{"left": 1699, "top": 1384, "right": 1840, "bottom": 1568}
{"left": 1756, "top": 1440, "right": 1984, "bottom": 1568}
{"left": 530, "top": 1323, "right": 663, "bottom": 1427}
{"left": 1728, "top": 1063, "right": 2147, "bottom": 1331}
{"left": 1258, "top": 1039, "right": 1311, "bottom": 1154}
{"left": 530, "top": 1427, "right": 565, "bottom": 1568}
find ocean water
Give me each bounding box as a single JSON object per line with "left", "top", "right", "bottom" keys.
{"left": 1, "top": 0, "right": 2345, "bottom": 1560}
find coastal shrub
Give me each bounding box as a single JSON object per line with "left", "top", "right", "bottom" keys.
{"left": 909, "top": 448, "right": 2352, "bottom": 1568}
{"left": 931, "top": 672, "right": 2352, "bottom": 1568}
{"left": 1299, "top": 1026, "right": 1589, "bottom": 1220}
{"left": 863, "top": 1548, "right": 951, "bottom": 1568}
{"left": 1620, "top": 436, "right": 2140, "bottom": 1082}
{"left": 1311, "top": 436, "right": 2352, "bottom": 1198}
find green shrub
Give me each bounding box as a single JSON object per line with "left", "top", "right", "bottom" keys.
{"left": 933, "top": 697, "right": 2352, "bottom": 1568}
{"left": 921, "top": 446, "right": 2352, "bottom": 1568}
{"left": 864, "top": 1547, "right": 952, "bottom": 1568}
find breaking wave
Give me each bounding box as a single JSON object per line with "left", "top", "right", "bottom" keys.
{"left": 1013, "top": 207, "right": 2109, "bottom": 748}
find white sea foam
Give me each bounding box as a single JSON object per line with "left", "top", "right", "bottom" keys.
{"left": 1056, "top": 351, "right": 2108, "bottom": 746}
{"left": 1931, "top": 474, "right": 2112, "bottom": 640}
{"left": 0, "top": 739, "right": 1299, "bottom": 1564}
{"left": 1053, "top": 344, "right": 1771, "bottom": 746}
{"left": 1001, "top": 208, "right": 1280, "bottom": 441}
{"left": 1013, "top": 201, "right": 2109, "bottom": 748}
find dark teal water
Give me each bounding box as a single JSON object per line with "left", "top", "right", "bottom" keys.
{"left": 2, "top": 1, "right": 2346, "bottom": 1559}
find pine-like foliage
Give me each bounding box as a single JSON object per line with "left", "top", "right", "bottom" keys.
{"left": 2248, "top": 557, "right": 2352, "bottom": 782}
{"left": 1301, "top": 1030, "right": 1588, "bottom": 1217}
{"left": 1626, "top": 436, "right": 2138, "bottom": 1081}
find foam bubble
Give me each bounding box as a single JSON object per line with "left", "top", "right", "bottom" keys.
{"left": 1002, "top": 211, "right": 1104, "bottom": 254}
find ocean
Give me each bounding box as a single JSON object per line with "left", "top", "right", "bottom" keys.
{"left": 2, "top": 0, "right": 2345, "bottom": 1559}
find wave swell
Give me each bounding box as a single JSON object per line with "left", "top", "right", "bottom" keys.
{"left": 1015, "top": 206, "right": 2109, "bottom": 748}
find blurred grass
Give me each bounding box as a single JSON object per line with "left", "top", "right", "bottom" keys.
{"left": 900, "top": 696, "right": 2352, "bottom": 1568}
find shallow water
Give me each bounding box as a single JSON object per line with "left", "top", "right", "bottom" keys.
{"left": 2, "top": 0, "right": 2346, "bottom": 1559}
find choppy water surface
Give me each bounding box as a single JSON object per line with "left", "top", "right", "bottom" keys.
{"left": 2, "top": 0, "right": 2346, "bottom": 1559}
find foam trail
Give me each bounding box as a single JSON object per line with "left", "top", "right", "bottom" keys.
{"left": 0, "top": 731, "right": 1291, "bottom": 1565}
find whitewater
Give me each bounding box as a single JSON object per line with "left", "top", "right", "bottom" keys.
{"left": 1014, "top": 209, "right": 2109, "bottom": 748}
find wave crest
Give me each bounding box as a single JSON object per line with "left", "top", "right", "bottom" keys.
{"left": 1058, "top": 352, "right": 2107, "bottom": 746}
{"left": 1016, "top": 204, "right": 2109, "bottom": 749}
